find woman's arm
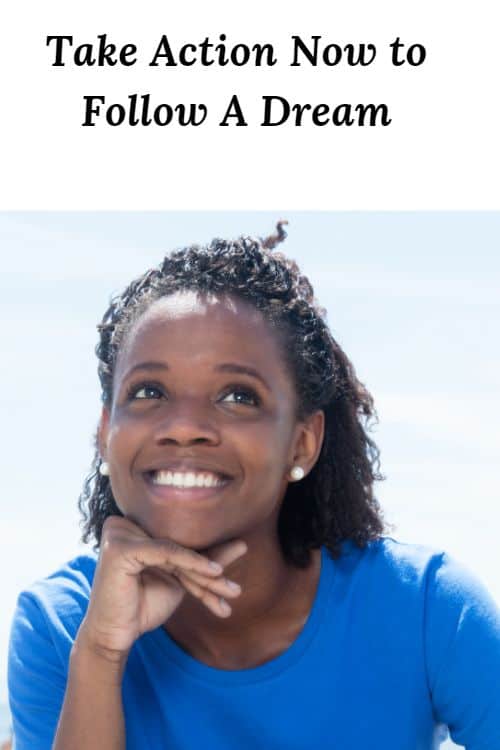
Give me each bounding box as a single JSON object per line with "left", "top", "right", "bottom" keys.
{"left": 52, "top": 627, "right": 128, "bottom": 750}
{"left": 425, "top": 552, "right": 500, "bottom": 749}
{"left": 9, "top": 521, "right": 246, "bottom": 749}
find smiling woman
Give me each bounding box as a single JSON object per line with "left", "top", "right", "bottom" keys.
{"left": 94, "top": 290, "right": 327, "bottom": 555}
{"left": 7, "top": 223, "right": 500, "bottom": 750}
{"left": 96, "top": 289, "right": 325, "bottom": 553}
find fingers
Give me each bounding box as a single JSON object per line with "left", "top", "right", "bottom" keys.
{"left": 179, "top": 566, "right": 242, "bottom": 599}
{"left": 148, "top": 536, "right": 248, "bottom": 578}
{"left": 126, "top": 538, "right": 225, "bottom": 579}
{"left": 101, "top": 518, "right": 248, "bottom": 619}
{"left": 102, "top": 517, "right": 227, "bottom": 579}
{"left": 175, "top": 541, "right": 247, "bottom": 617}
{"left": 103, "top": 518, "right": 248, "bottom": 579}
{"left": 201, "top": 539, "right": 248, "bottom": 569}
{"left": 162, "top": 539, "right": 248, "bottom": 618}
{"left": 143, "top": 564, "right": 240, "bottom": 618}
{"left": 176, "top": 572, "right": 234, "bottom": 618}
{"left": 143, "top": 537, "right": 248, "bottom": 589}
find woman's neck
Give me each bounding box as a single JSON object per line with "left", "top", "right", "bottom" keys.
{"left": 163, "top": 534, "right": 321, "bottom": 669}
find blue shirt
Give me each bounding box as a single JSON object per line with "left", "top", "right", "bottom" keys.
{"left": 8, "top": 537, "right": 500, "bottom": 749}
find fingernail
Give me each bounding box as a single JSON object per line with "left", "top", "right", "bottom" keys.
{"left": 219, "top": 598, "right": 231, "bottom": 614}
{"left": 226, "top": 579, "right": 241, "bottom": 592}
{"left": 209, "top": 561, "right": 223, "bottom": 573}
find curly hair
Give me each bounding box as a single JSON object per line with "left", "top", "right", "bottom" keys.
{"left": 78, "top": 221, "right": 388, "bottom": 567}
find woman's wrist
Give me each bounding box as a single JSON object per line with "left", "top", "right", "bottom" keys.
{"left": 71, "top": 624, "right": 130, "bottom": 686}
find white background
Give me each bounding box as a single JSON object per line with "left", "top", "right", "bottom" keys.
{"left": 0, "top": 0, "right": 499, "bottom": 208}
{"left": 1, "top": 1, "right": 499, "bottom": 748}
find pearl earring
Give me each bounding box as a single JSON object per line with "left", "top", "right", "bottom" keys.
{"left": 99, "top": 461, "right": 110, "bottom": 476}
{"left": 290, "top": 465, "right": 305, "bottom": 481}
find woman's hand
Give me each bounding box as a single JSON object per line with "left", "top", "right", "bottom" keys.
{"left": 78, "top": 516, "right": 247, "bottom": 659}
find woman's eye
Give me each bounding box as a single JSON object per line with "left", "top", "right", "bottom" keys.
{"left": 125, "top": 383, "right": 258, "bottom": 406}
{"left": 220, "top": 388, "right": 259, "bottom": 407}
{"left": 129, "top": 384, "right": 164, "bottom": 400}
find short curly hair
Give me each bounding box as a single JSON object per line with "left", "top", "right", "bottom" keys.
{"left": 78, "top": 222, "right": 388, "bottom": 567}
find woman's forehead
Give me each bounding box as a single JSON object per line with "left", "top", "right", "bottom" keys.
{"left": 131, "top": 291, "right": 267, "bottom": 338}
{"left": 139, "top": 290, "right": 260, "bottom": 324}
{"left": 115, "top": 290, "right": 286, "bottom": 374}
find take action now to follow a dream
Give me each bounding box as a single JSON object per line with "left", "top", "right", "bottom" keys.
{"left": 46, "top": 34, "right": 427, "bottom": 128}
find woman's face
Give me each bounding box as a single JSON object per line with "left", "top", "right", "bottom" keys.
{"left": 99, "top": 290, "right": 324, "bottom": 550}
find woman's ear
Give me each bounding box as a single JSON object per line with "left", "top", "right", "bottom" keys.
{"left": 288, "top": 409, "right": 325, "bottom": 478}
{"left": 98, "top": 407, "right": 110, "bottom": 459}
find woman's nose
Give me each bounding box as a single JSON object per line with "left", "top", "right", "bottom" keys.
{"left": 152, "top": 402, "right": 221, "bottom": 446}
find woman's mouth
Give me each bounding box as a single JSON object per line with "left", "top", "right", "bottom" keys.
{"left": 151, "top": 469, "right": 227, "bottom": 488}
{"left": 143, "top": 469, "right": 233, "bottom": 502}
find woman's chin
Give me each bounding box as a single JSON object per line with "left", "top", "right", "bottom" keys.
{"left": 125, "top": 514, "right": 225, "bottom": 550}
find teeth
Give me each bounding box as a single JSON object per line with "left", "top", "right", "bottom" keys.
{"left": 152, "top": 470, "right": 225, "bottom": 488}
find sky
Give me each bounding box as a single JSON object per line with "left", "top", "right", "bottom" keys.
{"left": 1, "top": 212, "right": 499, "bottom": 745}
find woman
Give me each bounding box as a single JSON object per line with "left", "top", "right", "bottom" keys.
{"left": 8, "top": 224, "right": 500, "bottom": 749}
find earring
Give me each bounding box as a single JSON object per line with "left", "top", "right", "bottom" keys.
{"left": 99, "top": 461, "right": 110, "bottom": 476}
{"left": 290, "top": 465, "right": 305, "bottom": 481}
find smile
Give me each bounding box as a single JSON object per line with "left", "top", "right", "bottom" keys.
{"left": 150, "top": 470, "right": 226, "bottom": 488}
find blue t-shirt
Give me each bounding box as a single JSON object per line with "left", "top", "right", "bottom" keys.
{"left": 8, "top": 537, "right": 500, "bottom": 749}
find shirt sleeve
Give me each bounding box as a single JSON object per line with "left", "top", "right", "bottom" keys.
{"left": 8, "top": 590, "right": 68, "bottom": 750}
{"left": 424, "top": 552, "right": 500, "bottom": 749}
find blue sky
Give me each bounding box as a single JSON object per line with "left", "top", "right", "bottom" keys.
{"left": 1, "top": 212, "right": 499, "bottom": 714}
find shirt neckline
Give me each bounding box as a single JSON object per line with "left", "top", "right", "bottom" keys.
{"left": 146, "top": 544, "right": 337, "bottom": 686}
